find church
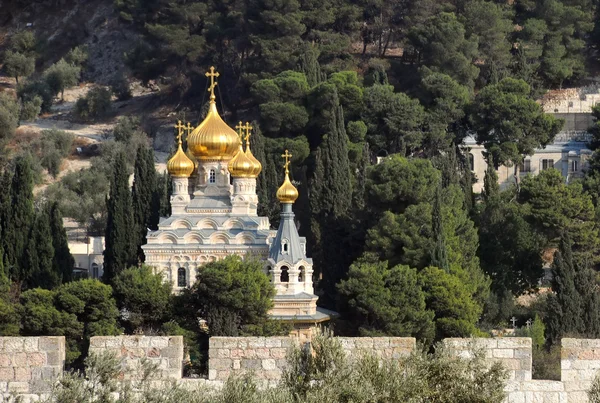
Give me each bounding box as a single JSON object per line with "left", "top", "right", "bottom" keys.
{"left": 142, "top": 67, "right": 333, "bottom": 339}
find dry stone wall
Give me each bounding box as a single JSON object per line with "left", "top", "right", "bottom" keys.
{"left": 88, "top": 335, "right": 184, "bottom": 380}
{"left": 0, "top": 337, "right": 65, "bottom": 395}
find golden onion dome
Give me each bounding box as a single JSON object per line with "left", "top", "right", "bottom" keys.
{"left": 168, "top": 143, "right": 195, "bottom": 178}
{"left": 276, "top": 149, "right": 298, "bottom": 203}
{"left": 187, "top": 67, "right": 240, "bottom": 160}
{"left": 228, "top": 143, "right": 257, "bottom": 178}
{"left": 245, "top": 138, "right": 262, "bottom": 177}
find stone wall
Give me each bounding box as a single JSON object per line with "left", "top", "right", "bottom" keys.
{"left": 89, "top": 336, "right": 184, "bottom": 380}
{"left": 7, "top": 335, "right": 600, "bottom": 402}
{"left": 208, "top": 336, "right": 416, "bottom": 385}
{"left": 0, "top": 337, "right": 65, "bottom": 395}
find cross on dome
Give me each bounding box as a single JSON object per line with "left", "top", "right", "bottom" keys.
{"left": 282, "top": 149, "right": 292, "bottom": 174}
{"left": 243, "top": 122, "right": 253, "bottom": 145}
{"left": 174, "top": 120, "right": 186, "bottom": 145}
{"left": 205, "top": 66, "right": 220, "bottom": 100}
{"left": 235, "top": 121, "right": 244, "bottom": 139}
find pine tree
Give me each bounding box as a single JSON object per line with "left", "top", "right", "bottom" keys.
{"left": 103, "top": 150, "right": 137, "bottom": 283}
{"left": 4, "top": 155, "right": 35, "bottom": 282}
{"left": 431, "top": 182, "right": 449, "bottom": 271}
{"left": 483, "top": 154, "right": 499, "bottom": 202}
{"left": 132, "top": 144, "right": 157, "bottom": 262}
{"left": 49, "top": 202, "right": 74, "bottom": 283}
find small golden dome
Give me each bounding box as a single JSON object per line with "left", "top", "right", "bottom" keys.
{"left": 168, "top": 143, "right": 195, "bottom": 178}
{"left": 245, "top": 146, "right": 262, "bottom": 177}
{"left": 276, "top": 149, "right": 298, "bottom": 203}
{"left": 228, "top": 144, "right": 257, "bottom": 178}
{"left": 187, "top": 67, "right": 240, "bottom": 161}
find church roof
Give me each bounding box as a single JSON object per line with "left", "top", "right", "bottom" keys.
{"left": 270, "top": 307, "right": 338, "bottom": 323}
{"left": 268, "top": 204, "right": 312, "bottom": 266}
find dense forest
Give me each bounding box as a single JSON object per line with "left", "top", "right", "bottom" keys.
{"left": 2, "top": 0, "right": 600, "bottom": 378}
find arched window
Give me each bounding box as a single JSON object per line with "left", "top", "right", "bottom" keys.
{"left": 282, "top": 239, "right": 288, "bottom": 254}
{"left": 468, "top": 153, "right": 474, "bottom": 172}
{"left": 92, "top": 263, "right": 99, "bottom": 279}
{"left": 280, "top": 266, "right": 289, "bottom": 283}
{"left": 209, "top": 169, "right": 216, "bottom": 183}
{"left": 177, "top": 267, "right": 187, "bottom": 287}
{"left": 298, "top": 266, "right": 304, "bottom": 282}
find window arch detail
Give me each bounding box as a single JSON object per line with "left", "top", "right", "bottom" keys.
{"left": 177, "top": 267, "right": 187, "bottom": 287}
{"left": 209, "top": 169, "right": 216, "bottom": 183}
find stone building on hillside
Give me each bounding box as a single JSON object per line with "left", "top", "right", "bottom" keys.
{"left": 141, "top": 67, "right": 333, "bottom": 338}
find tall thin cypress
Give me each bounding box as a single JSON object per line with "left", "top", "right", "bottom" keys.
{"left": 483, "top": 154, "right": 499, "bottom": 202}
{"left": 132, "top": 144, "right": 156, "bottom": 262}
{"left": 146, "top": 147, "right": 161, "bottom": 231}
{"left": 0, "top": 170, "right": 11, "bottom": 273}
{"left": 103, "top": 150, "right": 137, "bottom": 283}
{"left": 49, "top": 202, "right": 74, "bottom": 283}
{"left": 430, "top": 182, "right": 449, "bottom": 271}
{"left": 4, "top": 155, "right": 34, "bottom": 282}
{"left": 25, "top": 208, "right": 57, "bottom": 289}
{"left": 251, "top": 123, "right": 270, "bottom": 218}
{"left": 352, "top": 142, "right": 370, "bottom": 211}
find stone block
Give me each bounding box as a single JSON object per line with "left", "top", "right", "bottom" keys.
{"left": 150, "top": 338, "right": 169, "bottom": 348}
{"left": 520, "top": 380, "right": 564, "bottom": 392}
{"left": 39, "top": 337, "right": 61, "bottom": 352}
{"left": 280, "top": 338, "right": 296, "bottom": 348}
{"left": 389, "top": 338, "right": 416, "bottom": 349}
{"left": 256, "top": 348, "right": 270, "bottom": 359}
{"left": 11, "top": 352, "right": 27, "bottom": 367}
{"left": 104, "top": 338, "right": 121, "bottom": 349}
{"left": 0, "top": 354, "right": 11, "bottom": 367}
{"left": 7, "top": 381, "right": 29, "bottom": 393}
{"left": 209, "top": 338, "right": 224, "bottom": 349}
{"left": 270, "top": 348, "right": 287, "bottom": 359}
{"left": 123, "top": 337, "right": 140, "bottom": 348}
{"left": 241, "top": 359, "right": 261, "bottom": 370}
{"left": 506, "top": 391, "right": 524, "bottom": 403}
{"left": 26, "top": 353, "right": 45, "bottom": 367}
{"left": 265, "top": 338, "right": 282, "bottom": 348}
{"left": 243, "top": 349, "right": 256, "bottom": 359}
{"left": 3, "top": 339, "right": 24, "bottom": 352}
{"left": 14, "top": 367, "right": 31, "bottom": 382}
{"left": 248, "top": 338, "right": 266, "bottom": 348}
{"left": 147, "top": 347, "right": 161, "bottom": 358}
{"left": 0, "top": 381, "right": 6, "bottom": 392}
{"left": 373, "top": 338, "right": 390, "bottom": 349}
{"left": 354, "top": 338, "right": 374, "bottom": 349}
{"left": 233, "top": 360, "right": 241, "bottom": 370}
{"left": 211, "top": 359, "right": 232, "bottom": 370}
{"left": 89, "top": 337, "right": 106, "bottom": 348}
{"left": 230, "top": 349, "right": 244, "bottom": 359}
{"left": 0, "top": 367, "right": 14, "bottom": 381}
{"left": 46, "top": 351, "right": 62, "bottom": 367}
{"left": 222, "top": 339, "right": 238, "bottom": 349}
{"left": 168, "top": 336, "right": 183, "bottom": 347}
{"left": 338, "top": 338, "right": 355, "bottom": 349}
{"left": 23, "top": 338, "right": 39, "bottom": 353}
{"left": 217, "top": 370, "right": 231, "bottom": 381}
{"left": 514, "top": 349, "right": 532, "bottom": 359}
{"left": 493, "top": 349, "right": 514, "bottom": 358}
{"left": 208, "top": 369, "right": 217, "bottom": 380}
{"left": 262, "top": 359, "right": 276, "bottom": 370}
{"left": 264, "top": 370, "right": 281, "bottom": 380}
{"left": 161, "top": 346, "right": 183, "bottom": 359}
{"left": 497, "top": 338, "right": 531, "bottom": 349}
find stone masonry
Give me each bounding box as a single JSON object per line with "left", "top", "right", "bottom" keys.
{"left": 7, "top": 336, "right": 600, "bottom": 402}
{"left": 0, "top": 337, "right": 65, "bottom": 395}
{"left": 88, "top": 335, "right": 184, "bottom": 380}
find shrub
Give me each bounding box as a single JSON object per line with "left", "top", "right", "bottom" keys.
{"left": 44, "top": 59, "right": 81, "bottom": 100}
{"left": 110, "top": 72, "right": 132, "bottom": 101}
{"left": 20, "top": 95, "right": 42, "bottom": 121}
{"left": 28, "top": 129, "right": 75, "bottom": 177}
{"left": 113, "top": 115, "right": 140, "bottom": 143}
{"left": 65, "top": 45, "right": 88, "bottom": 67}
{"left": 590, "top": 372, "right": 600, "bottom": 403}
{"left": 74, "top": 87, "right": 112, "bottom": 121}
{"left": 2, "top": 50, "right": 35, "bottom": 84}
{"left": 18, "top": 79, "right": 54, "bottom": 113}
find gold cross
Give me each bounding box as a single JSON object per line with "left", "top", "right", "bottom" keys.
{"left": 185, "top": 122, "right": 193, "bottom": 140}
{"left": 281, "top": 149, "right": 292, "bottom": 174}
{"left": 243, "top": 122, "right": 253, "bottom": 144}
{"left": 205, "top": 66, "right": 220, "bottom": 99}
{"left": 235, "top": 121, "right": 244, "bottom": 139}
{"left": 174, "top": 120, "right": 186, "bottom": 145}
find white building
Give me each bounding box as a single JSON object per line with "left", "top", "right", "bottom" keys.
{"left": 68, "top": 235, "right": 104, "bottom": 279}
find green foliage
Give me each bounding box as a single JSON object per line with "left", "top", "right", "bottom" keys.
{"left": 431, "top": 183, "right": 449, "bottom": 271}
{"left": 132, "top": 144, "right": 158, "bottom": 261}
{"left": 0, "top": 92, "right": 20, "bottom": 141}
{"left": 24, "top": 207, "right": 58, "bottom": 289}
{"left": 18, "top": 79, "right": 54, "bottom": 113}
{"left": 21, "top": 279, "right": 120, "bottom": 365}
{"left": 65, "top": 45, "right": 89, "bottom": 67}
{"left": 74, "top": 87, "right": 112, "bottom": 122}
{"left": 20, "top": 95, "right": 42, "bottom": 121}
{"left": 29, "top": 129, "right": 74, "bottom": 178}
{"left": 419, "top": 266, "right": 482, "bottom": 339}
{"left": 10, "top": 31, "right": 36, "bottom": 54}
{"left": 408, "top": 12, "right": 479, "bottom": 89}
{"left": 337, "top": 257, "right": 435, "bottom": 343}
{"left": 44, "top": 59, "right": 81, "bottom": 100}
{"left": 112, "top": 265, "right": 172, "bottom": 332}
{"left": 469, "top": 78, "right": 563, "bottom": 169}
{"left": 109, "top": 72, "right": 132, "bottom": 101}
{"left": 2, "top": 50, "right": 35, "bottom": 84}
{"left": 103, "top": 150, "right": 137, "bottom": 283}
{"left": 180, "top": 255, "right": 276, "bottom": 336}
{"left": 49, "top": 202, "right": 74, "bottom": 284}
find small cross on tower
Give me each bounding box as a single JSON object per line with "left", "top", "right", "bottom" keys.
{"left": 243, "top": 122, "right": 253, "bottom": 145}
{"left": 510, "top": 316, "right": 518, "bottom": 329}
{"left": 281, "top": 149, "right": 292, "bottom": 174}
{"left": 235, "top": 121, "right": 244, "bottom": 139}
{"left": 205, "top": 66, "right": 220, "bottom": 99}
{"left": 174, "top": 120, "right": 186, "bottom": 145}
{"left": 185, "top": 122, "right": 193, "bottom": 141}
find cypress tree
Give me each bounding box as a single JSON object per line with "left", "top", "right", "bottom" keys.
{"left": 103, "top": 150, "right": 137, "bottom": 283}
{"left": 547, "top": 233, "right": 583, "bottom": 343}
{"left": 49, "top": 202, "right": 74, "bottom": 283}
{"left": 431, "top": 182, "right": 449, "bottom": 271}
{"left": 157, "top": 172, "right": 172, "bottom": 218}
{"left": 462, "top": 160, "right": 474, "bottom": 213}
{"left": 4, "top": 155, "right": 35, "bottom": 282}
{"left": 483, "top": 154, "right": 499, "bottom": 202}
{"left": 25, "top": 207, "right": 58, "bottom": 289}
{"left": 251, "top": 123, "right": 270, "bottom": 218}
{"left": 300, "top": 45, "right": 324, "bottom": 88}
{"left": 146, "top": 147, "right": 160, "bottom": 231}
{"left": 132, "top": 144, "right": 157, "bottom": 262}
{"left": 0, "top": 170, "right": 11, "bottom": 273}
{"left": 352, "top": 142, "right": 370, "bottom": 211}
